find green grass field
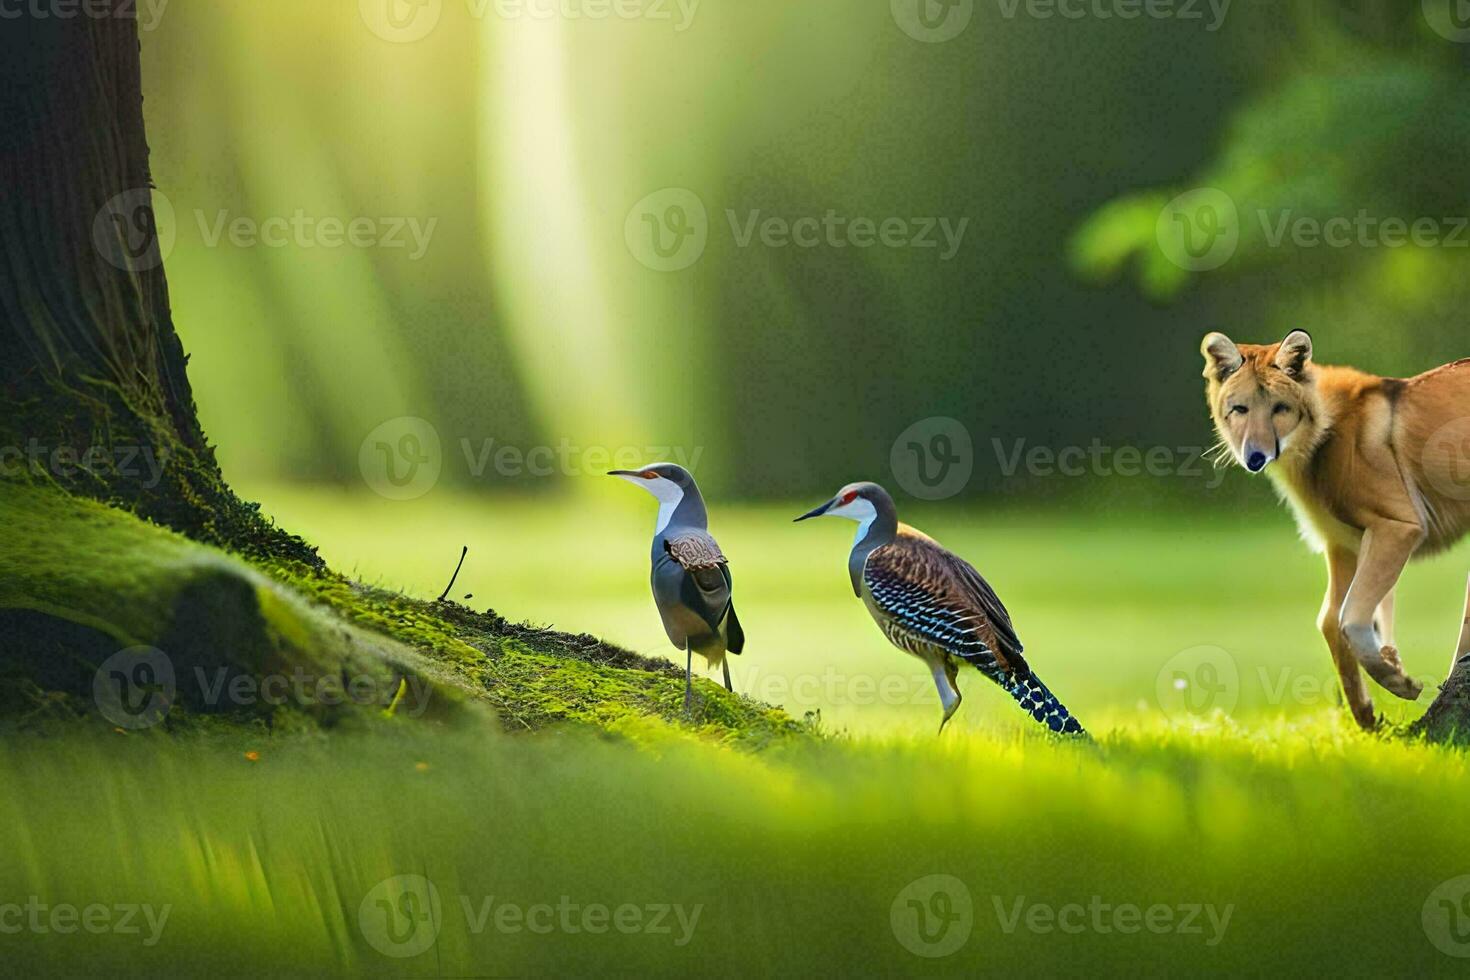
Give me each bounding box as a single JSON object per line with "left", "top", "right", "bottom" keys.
{"left": 9, "top": 487, "right": 1470, "bottom": 976}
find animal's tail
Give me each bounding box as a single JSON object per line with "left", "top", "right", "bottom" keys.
{"left": 1000, "top": 670, "right": 1086, "bottom": 736}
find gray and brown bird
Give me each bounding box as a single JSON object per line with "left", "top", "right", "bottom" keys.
{"left": 609, "top": 462, "right": 744, "bottom": 709}
{"left": 796, "top": 481, "right": 1083, "bottom": 736}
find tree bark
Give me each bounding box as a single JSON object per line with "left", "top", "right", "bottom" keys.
{"left": 0, "top": 6, "right": 317, "bottom": 566}
{"left": 1409, "top": 576, "right": 1470, "bottom": 743}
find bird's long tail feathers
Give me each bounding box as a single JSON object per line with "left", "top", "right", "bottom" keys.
{"left": 1000, "top": 670, "right": 1085, "bottom": 736}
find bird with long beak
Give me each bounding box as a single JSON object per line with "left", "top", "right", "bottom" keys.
{"left": 796, "top": 482, "right": 1084, "bottom": 735}
{"left": 609, "top": 463, "right": 744, "bottom": 709}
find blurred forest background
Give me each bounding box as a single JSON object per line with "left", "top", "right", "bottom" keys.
{"left": 139, "top": 0, "right": 1470, "bottom": 504}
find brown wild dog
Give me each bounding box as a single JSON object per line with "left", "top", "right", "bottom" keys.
{"left": 1200, "top": 330, "right": 1470, "bottom": 729}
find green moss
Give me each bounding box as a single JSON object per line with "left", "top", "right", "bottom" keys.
{"left": 0, "top": 480, "right": 810, "bottom": 746}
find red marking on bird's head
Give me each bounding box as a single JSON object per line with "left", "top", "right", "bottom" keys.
{"left": 840, "top": 489, "right": 858, "bottom": 505}
{"left": 640, "top": 469, "right": 659, "bottom": 480}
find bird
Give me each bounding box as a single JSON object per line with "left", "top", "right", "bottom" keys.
{"left": 609, "top": 463, "right": 744, "bottom": 709}
{"left": 795, "top": 481, "right": 1084, "bottom": 736}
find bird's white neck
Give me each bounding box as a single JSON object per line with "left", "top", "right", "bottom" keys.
{"left": 842, "top": 498, "right": 878, "bottom": 551}
{"left": 655, "top": 498, "right": 679, "bottom": 535}
{"left": 650, "top": 484, "right": 685, "bottom": 535}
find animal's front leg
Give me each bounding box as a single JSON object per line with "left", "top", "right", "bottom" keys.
{"left": 1374, "top": 589, "right": 1395, "bottom": 648}
{"left": 1340, "top": 520, "right": 1425, "bottom": 700}
{"left": 1320, "top": 545, "right": 1375, "bottom": 729}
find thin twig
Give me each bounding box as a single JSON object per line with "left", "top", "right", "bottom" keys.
{"left": 436, "top": 546, "right": 468, "bottom": 602}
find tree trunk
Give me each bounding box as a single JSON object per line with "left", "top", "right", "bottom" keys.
{"left": 1409, "top": 576, "right": 1470, "bottom": 743}
{"left": 0, "top": 6, "right": 316, "bottom": 567}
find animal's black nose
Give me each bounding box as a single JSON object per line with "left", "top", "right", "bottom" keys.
{"left": 1246, "top": 451, "right": 1267, "bottom": 472}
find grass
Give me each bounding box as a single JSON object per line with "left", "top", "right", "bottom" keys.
{"left": 9, "top": 485, "right": 1470, "bottom": 975}
{"left": 5, "top": 724, "right": 1470, "bottom": 976}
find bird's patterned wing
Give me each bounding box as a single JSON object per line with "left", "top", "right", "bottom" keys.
{"left": 665, "top": 529, "right": 731, "bottom": 635}
{"left": 666, "top": 531, "right": 726, "bottom": 571}
{"left": 863, "top": 533, "right": 1027, "bottom": 678}
{"left": 949, "top": 555, "right": 1024, "bottom": 663}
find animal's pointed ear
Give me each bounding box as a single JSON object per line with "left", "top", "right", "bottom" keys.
{"left": 1274, "top": 329, "right": 1313, "bottom": 378}
{"left": 1201, "top": 332, "right": 1243, "bottom": 381}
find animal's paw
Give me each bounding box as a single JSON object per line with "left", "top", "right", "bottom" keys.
{"left": 1344, "top": 627, "right": 1424, "bottom": 701}
{"left": 1375, "top": 646, "right": 1424, "bottom": 700}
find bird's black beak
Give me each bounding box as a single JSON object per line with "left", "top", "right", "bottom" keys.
{"left": 607, "top": 470, "right": 637, "bottom": 477}
{"left": 794, "top": 499, "right": 833, "bottom": 522}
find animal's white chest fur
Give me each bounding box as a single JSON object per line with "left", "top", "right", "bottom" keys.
{"left": 1267, "top": 465, "right": 1362, "bottom": 555}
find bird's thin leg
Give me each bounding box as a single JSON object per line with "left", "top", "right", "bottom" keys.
{"left": 684, "top": 643, "right": 693, "bottom": 713}
{"left": 722, "top": 659, "right": 733, "bottom": 693}
{"left": 931, "top": 656, "right": 962, "bottom": 734}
